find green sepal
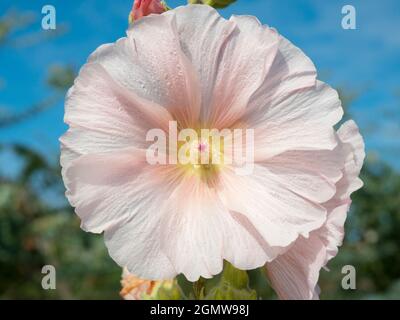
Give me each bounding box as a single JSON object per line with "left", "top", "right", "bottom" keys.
{"left": 188, "top": 0, "right": 237, "bottom": 9}
{"left": 203, "top": 262, "right": 257, "bottom": 300}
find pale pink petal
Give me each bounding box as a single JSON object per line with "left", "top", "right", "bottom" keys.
{"left": 105, "top": 199, "right": 177, "bottom": 280}
{"left": 245, "top": 35, "right": 317, "bottom": 121}
{"left": 266, "top": 203, "right": 348, "bottom": 300}
{"left": 257, "top": 141, "right": 348, "bottom": 204}
{"left": 105, "top": 172, "right": 269, "bottom": 281}
{"left": 259, "top": 164, "right": 337, "bottom": 203}
{"left": 333, "top": 120, "right": 365, "bottom": 200}
{"left": 319, "top": 203, "right": 349, "bottom": 264}
{"left": 208, "top": 15, "right": 279, "bottom": 128}
{"left": 61, "top": 62, "right": 173, "bottom": 171}
{"left": 60, "top": 61, "right": 173, "bottom": 195}
{"left": 66, "top": 61, "right": 173, "bottom": 133}
{"left": 64, "top": 148, "right": 157, "bottom": 233}
{"left": 265, "top": 121, "right": 364, "bottom": 299}
{"left": 319, "top": 120, "right": 365, "bottom": 264}
{"left": 159, "top": 176, "right": 269, "bottom": 281}
{"left": 92, "top": 15, "right": 201, "bottom": 127}
{"left": 220, "top": 165, "right": 327, "bottom": 253}
{"left": 253, "top": 81, "right": 344, "bottom": 160}
{"left": 166, "top": 5, "right": 279, "bottom": 128}
{"left": 338, "top": 120, "right": 365, "bottom": 171}
{"left": 90, "top": 164, "right": 182, "bottom": 279}
{"left": 260, "top": 146, "right": 346, "bottom": 182}
{"left": 265, "top": 233, "right": 326, "bottom": 300}
{"left": 165, "top": 5, "right": 236, "bottom": 120}
{"left": 266, "top": 204, "right": 348, "bottom": 300}
{"left": 262, "top": 148, "right": 345, "bottom": 183}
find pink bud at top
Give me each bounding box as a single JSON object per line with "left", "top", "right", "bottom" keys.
{"left": 129, "top": 0, "right": 167, "bottom": 23}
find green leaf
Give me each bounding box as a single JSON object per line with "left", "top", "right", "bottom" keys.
{"left": 47, "top": 65, "right": 76, "bottom": 90}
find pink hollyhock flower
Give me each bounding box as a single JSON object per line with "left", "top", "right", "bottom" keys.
{"left": 120, "top": 267, "right": 175, "bottom": 300}
{"left": 120, "top": 267, "right": 157, "bottom": 300}
{"left": 129, "top": 0, "right": 167, "bottom": 23}
{"left": 60, "top": 4, "right": 364, "bottom": 298}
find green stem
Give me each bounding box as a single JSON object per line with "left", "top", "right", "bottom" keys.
{"left": 193, "top": 277, "right": 206, "bottom": 300}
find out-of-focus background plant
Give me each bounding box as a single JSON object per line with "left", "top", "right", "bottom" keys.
{"left": 0, "top": 0, "right": 399, "bottom": 299}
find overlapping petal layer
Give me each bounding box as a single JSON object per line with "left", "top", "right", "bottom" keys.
{"left": 265, "top": 120, "right": 365, "bottom": 299}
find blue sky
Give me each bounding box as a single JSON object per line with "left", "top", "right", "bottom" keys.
{"left": 1, "top": 0, "right": 399, "bottom": 172}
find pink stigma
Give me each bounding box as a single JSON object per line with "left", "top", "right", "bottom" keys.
{"left": 198, "top": 142, "right": 208, "bottom": 152}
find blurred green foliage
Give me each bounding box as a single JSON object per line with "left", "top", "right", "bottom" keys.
{"left": 0, "top": 180, "right": 121, "bottom": 299}
{"left": 0, "top": 9, "right": 121, "bottom": 299}
{"left": 47, "top": 65, "right": 76, "bottom": 91}
{"left": 0, "top": 6, "right": 400, "bottom": 300}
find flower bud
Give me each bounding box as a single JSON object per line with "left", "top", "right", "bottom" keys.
{"left": 129, "top": 0, "right": 167, "bottom": 24}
